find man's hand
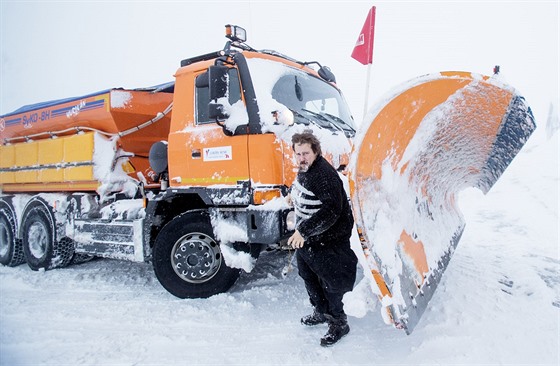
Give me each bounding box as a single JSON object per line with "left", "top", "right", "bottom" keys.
{"left": 288, "top": 230, "right": 305, "bottom": 249}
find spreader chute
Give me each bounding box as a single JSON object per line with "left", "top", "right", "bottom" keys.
{"left": 349, "top": 71, "right": 535, "bottom": 334}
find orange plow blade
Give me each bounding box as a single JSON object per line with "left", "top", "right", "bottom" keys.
{"left": 349, "top": 71, "right": 536, "bottom": 334}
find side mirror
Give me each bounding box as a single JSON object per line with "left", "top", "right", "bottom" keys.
{"left": 318, "top": 66, "right": 336, "bottom": 83}
{"left": 208, "top": 65, "right": 229, "bottom": 120}
{"left": 209, "top": 65, "right": 229, "bottom": 100}
{"left": 149, "top": 141, "right": 169, "bottom": 182}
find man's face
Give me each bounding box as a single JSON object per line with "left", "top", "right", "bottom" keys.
{"left": 294, "top": 142, "right": 317, "bottom": 172}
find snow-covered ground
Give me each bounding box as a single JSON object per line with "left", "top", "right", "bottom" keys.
{"left": 0, "top": 124, "right": 557, "bottom": 365}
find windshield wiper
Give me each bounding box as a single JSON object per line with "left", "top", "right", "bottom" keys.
{"left": 290, "top": 108, "right": 323, "bottom": 129}
{"left": 323, "top": 112, "right": 356, "bottom": 133}
{"left": 301, "top": 108, "right": 347, "bottom": 134}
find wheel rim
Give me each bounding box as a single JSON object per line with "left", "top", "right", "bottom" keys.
{"left": 171, "top": 232, "right": 222, "bottom": 284}
{"left": 0, "top": 220, "right": 10, "bottom": 257}
{"left": 27, "top": 221, "right": 49, "bottom": 259}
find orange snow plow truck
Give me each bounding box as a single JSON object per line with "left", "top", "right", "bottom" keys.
{"left": 0, "top": 25, "right": 534, "bottom": 334}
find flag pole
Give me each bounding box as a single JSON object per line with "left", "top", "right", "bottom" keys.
{"left": 363, "top": 63, "right": 372, "bottom": 120}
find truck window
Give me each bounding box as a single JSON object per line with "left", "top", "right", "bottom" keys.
{"left": 196, "top": 68, "right": 242, "bottom": 125}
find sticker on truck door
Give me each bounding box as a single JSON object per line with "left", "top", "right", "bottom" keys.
{"left": 203, "top": 146, "right": 232, "bottom": 161}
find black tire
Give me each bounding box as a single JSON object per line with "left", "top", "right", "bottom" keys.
{"left": 152, "top": 210, "right": 241, "bottom": 298}
{"left": 0, "top": 206, "right": 25, "bottom": 267}
{"left": 21, "top": 202, "right": 73, "bottom": 271}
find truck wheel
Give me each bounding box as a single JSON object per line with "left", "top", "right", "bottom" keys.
{"left": 0, "top": 208, "right": 25, "bottom": 267}
{"left": 152, "top": 210, "right": 241, "bottom": 298}
{"left": 21, "top": 203, "right": 73, "bottom": 271}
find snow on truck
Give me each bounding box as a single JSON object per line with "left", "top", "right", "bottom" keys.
{"left": 0, "top": 25, "right": 535, "bottom": 334}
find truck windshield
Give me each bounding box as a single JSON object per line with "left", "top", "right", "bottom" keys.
{"left": 246, "top": 58, "right": 356, "bottom": 137}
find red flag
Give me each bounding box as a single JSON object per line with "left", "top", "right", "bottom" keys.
{"left": 351, "top": 6, "right": 376, "bottom": 65}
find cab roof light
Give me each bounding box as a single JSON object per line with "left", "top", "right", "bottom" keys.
{"left": 225, "top": 24, "right": 247, "bottom": 43}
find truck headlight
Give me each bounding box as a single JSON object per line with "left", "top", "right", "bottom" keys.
{"left": 286, "top": 211, "right": 296, "bottom": 231}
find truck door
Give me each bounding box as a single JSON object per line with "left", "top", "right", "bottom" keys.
{"left": 171, "top": 68, "right": 250, "bottom": 193}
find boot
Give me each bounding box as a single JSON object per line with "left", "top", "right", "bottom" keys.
{"left": 320, "top": 315, "right": 350, "bottom": 347}
{"left": 300, "top": 310, "right": 327, "bottom": 326}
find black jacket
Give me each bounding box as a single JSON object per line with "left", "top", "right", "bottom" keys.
{"left": 292, "top": 156, "right": 354, "bottom": 246}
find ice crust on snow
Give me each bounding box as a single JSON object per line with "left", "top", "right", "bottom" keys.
{"left": 110, "top": 90, "right": 132, "bottom": 109}
{"left": 209, "top": 210, "right": 255, "bottom": 272}
{"left": 219, "top": 244, "right": 256, "bottom": 273}
{"left": 99, "top": 199, "right": 145, "bottom": 220}
{"left": 247, "top": 196, "right": 290, "bottom": 211}
{"left": 210, "top": 212, "right": 249, "bottom": 245}
{"left": 93, "top": 133, "right": 139, "bottom": 201}
{"left": 218, "top": 97, "right": 249, "bottom": 134}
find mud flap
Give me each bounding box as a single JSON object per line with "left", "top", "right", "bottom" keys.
{"left": 349, "top": 71, "right": 535, "bottom": 334}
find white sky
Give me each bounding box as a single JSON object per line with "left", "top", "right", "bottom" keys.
{"left": 1, "top": 1, "right": 558, "bottom": 126}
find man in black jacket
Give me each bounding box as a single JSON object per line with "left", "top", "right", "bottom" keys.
{"left": 287, "top": 131, "right": 358, "bottom": 347}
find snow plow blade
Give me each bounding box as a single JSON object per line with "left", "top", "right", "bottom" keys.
{"left": 349, "top": 71, "right": 535, "bottom": 334}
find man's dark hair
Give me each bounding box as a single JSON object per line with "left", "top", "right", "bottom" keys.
{"left": 291, "top": 130, "right": 322, "bottom": 156}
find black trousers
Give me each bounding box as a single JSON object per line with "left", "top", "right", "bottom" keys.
{"left": 296, "top": 240, "right": 358, "bottom": 320}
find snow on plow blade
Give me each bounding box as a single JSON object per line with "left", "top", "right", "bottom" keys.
{"left": 349, "top": 71, "right": 535, "bottom": 334}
